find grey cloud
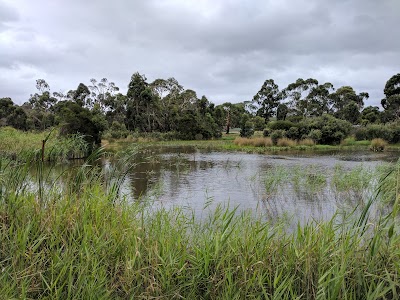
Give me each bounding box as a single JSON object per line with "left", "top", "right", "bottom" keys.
{"left": 0, "top": 0, "right": 399, "bottom": 106}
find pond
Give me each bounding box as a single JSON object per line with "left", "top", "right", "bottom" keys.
{"left": 111, "top": 146, "right": 399, "bottom": 225}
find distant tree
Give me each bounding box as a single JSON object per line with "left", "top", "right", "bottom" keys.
{"left": 341, "top": 102, "right": 361, "bottom": 124}
{"left": 54, "top": 101, "right": 106, "bottom": 146}
{"left": 72, "top": 83, "right": 90, "bottom": 107}
{"left": 305, "top": 82, "right": 335, "bottom": 116}
{"left": 283, "top": 78, "right": 318, "bottom": 117}
{"left": 252, "top": 116, "right": 266, "bottom": 131}
{"left": 87, "top": 78, "right": 119, "bottom": 112}
{"left": 276, "top": 103, "right": 289, "bottom": 121}
{"left": 252, "top": 79, "right": 281, "bottom": 122}
{"left": 126, "top": 72, "right": 159, "bottom": 132}
{"left": 0, "top": 98, "right": 15, "bottom": 122}
{"left": 361, "top": 106, "right": 380, "bottom": 125}
{"left": 27, "top": 79, "right": 57, "bottom": 130}
{"left": 331, "top": 86, "right": 368, "bottom": 120}
{"left": 381, "top": 73, "right": 400, "bottom": 121}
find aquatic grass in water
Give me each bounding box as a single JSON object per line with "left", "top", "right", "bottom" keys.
{"left": 331, "top": 164, "right": 376, "bottom": 202}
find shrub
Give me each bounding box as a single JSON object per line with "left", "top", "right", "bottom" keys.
{"left": 252, "top": 116, "right": 266, "bottom": 131}
{"left": 308, "top": 129, "right": 322, "bottom": 143}
{"left": 370, "top": 138, "right": 388, "bottom": 151}
{"left": 195, "top": 133, "right": 203, "bottom": 140}
{"left": 271, "top": 130, "right": 285, "bottom": 145}
{"left": 267, "top": 120, "right": 297, "bottom": 131}
{"left": 354, "top": 127, "right": 368, "bottom": 141}
{"left": 303, "top": 115, "right": 352, "bottom": 145}
{"left": 263, "top": 128, "right": 270, "bottom": 137}
{"left": 277, "top": 138, "right": 297, "bottom": 147}
{"left": 240, "top": 120, "right": 255, "bottom": 138}
{"left": 286, "top": 126, "right": 300, "bottom": 140}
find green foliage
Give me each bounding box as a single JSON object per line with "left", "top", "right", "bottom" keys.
{"left": 267, "top": 120, "right": 297, "bottom": 131}
{"left": 251, "top": 116, "right": 265, "bottom": 131}
{"left": 381, "top": 73, "right": 400, "bottom": 121}
{"left": 305, "top": 114, "right": 352, "bottom": 144}
{"left": 54, "top": 101, "right": 106, "bottom": 146}
{"left": 361, "top": 106, "right": 380, "bottom": 125}
{"left": 354, "top": 123, "right": 400, "bottom": 143}
{"left": 252, "top": 79, "right": 281, "bottom": 121}
{"left": 276, "top": 103, "right": 289, "bottom": 120}
{"left": 270, "top": 129, "right": 285, "bottom": 145}
{"left": 102, "top": 121, "right": 129, "bottom": 139}
{"left": 307, "top": 129, "right": 322, "bottom": 143}
{"left": 239, "top": 114, "right": 254, "bottom": 138}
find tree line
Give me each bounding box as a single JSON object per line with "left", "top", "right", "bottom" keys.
{"left": 0, "top": 72, "right": 399, "bottom": 145}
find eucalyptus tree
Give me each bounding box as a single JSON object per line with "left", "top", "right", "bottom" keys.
{"left": 126, "top": 72, "right": 160, "bottom": 132}
{"left": 331, "top": 86, "right": 369, "bottom": 122}
{"left": 87, "top": 78, "right": 119, "bottom": 112}
{"left": 305, "top": 82, "right": 335, "bottom": 116}
{"left": 252, "top": 79, "right": 281, "bottom": 122}
{"left": 381, "top": 73, "right": 400, "bottom": 122}
{"left": 27, "top": 79, "right": 57, "bottom": 130}
{"left": 282, "top": 78, "right": 318, "bottom": 118}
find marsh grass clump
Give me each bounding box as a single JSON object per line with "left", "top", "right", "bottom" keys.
{"left": 370, "top": 138, "right": 388, "bottom": 152}
{"left": 233, "top": 137, "right": 273, "bottom": 147}
{"left": 276, "top": 137, "right": 297, "bottom": 147}
{"left": 298, "top": 138, "right": 315, "bottom": 146}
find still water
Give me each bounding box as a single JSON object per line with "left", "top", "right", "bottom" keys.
{"left": 113, "top": 146, "right": 399, "bottom": 224}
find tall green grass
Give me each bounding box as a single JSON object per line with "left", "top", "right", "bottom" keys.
{"left": 0, "top": 127, "right": 89, "bottom": 161}
{"left": 1, "top": 156, "right": 400, "bottom": 299}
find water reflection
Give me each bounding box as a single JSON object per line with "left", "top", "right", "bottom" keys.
{"left": 110, "top": 146, "right": 398, "bottom": 225}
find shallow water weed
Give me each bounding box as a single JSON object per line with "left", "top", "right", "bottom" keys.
{"left": 264, "top": 165, "right": 290, "bottom": 197}
{"left": 331, "top": 164, "right": 376, "bottom": 202}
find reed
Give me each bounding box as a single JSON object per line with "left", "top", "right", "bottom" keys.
{"left": 1, "top": 156, "right": 400, "bottom": 299}
{"left": 0, "top": 127, "right": 90, "bottom": 161}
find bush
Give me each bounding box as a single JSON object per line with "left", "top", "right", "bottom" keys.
{"left": 271, "top": 130, "right": 285, "bottom": 145}
{"left": 354, "top": 127, "right": 368, "bottom": 141}
{"left": 308, "top": 129, "right": 322, "bottom": 143}
{"left": 263, "top": 128, "right": 270, "bottom": 137}
{"left": 286, "top": 127, "right": 300, "bottom": 140}
{"left": 370, "top": 138, "right": 388, "bottom": 151}
{"left": 240, "top": 120, "right": 255, "bottom": 138}
{"left": 267, "top": 120, "right": 297, "bottom": 131}
{"left": 304, "top": 115, "right": 352, "bottom": 145}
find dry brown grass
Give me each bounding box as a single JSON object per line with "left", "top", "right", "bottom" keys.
{"left": 370, "top": 138, "right": 388, "bottom": 152}
{"left": 233, "top": 137, "right": 273, "bottom": 147}
{"left": 298, "top": 138, "right": 315, "bottom": 146}
{"left": 276, "top": 138, "right": 297, "bottom": 147}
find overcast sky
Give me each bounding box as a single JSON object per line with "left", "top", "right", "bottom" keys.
{"left": 1, "top": 0, "right": 399, "bottom": 107}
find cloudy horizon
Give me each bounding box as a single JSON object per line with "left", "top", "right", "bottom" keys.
{"left": 0, "top": 0, "right": 399, "bottom": 107}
